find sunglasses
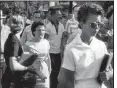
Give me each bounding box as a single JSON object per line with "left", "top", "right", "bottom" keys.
{"left": 90, "top": 22, "right": 100, "bottom": 29}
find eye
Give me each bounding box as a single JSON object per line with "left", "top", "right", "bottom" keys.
{"left": 90, "top": 22, "right": 99, "bottom": 29}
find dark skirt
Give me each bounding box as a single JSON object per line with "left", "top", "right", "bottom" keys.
{"left": 1, "top": 68, "right": 22, "bottom": 88}
{"left": 1, "top": 68, "right": 36, "bottom": 88}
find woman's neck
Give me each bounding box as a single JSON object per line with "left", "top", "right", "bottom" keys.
{"left": 80, "top": 32, "right": 92, "bottom": 45}
{"left": 33, "top": 37, "right": 44, "bottom": 42}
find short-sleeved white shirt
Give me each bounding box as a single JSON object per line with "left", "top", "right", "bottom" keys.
{"left": 62, "top": 35, "right": 108, "bottom": 87}
{"left": 46, "top": 22, "right": 64, "bottom": 53}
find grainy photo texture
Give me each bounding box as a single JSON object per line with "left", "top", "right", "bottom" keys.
{"left": 0, "top": 1, "right": 114, "bottom": 88}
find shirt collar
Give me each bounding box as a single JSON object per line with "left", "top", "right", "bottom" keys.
{"left": 69, "top": 34, "right": 83, "bottom": 46}
{"left": 71, "top": 34, "right": 97, "bottom": 48}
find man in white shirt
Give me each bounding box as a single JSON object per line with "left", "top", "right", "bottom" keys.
{"left": 45, "top": 6, "right": 64, "bottom": 88}
{"left": 57, "top": 3, "right": 109, "bottom": 88}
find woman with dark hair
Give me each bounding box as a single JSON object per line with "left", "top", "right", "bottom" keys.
{"left": 1, "top": 14, "right": 35, "bottom": 88}
{"left": 23, "top": 21, "right": 51, "bottom": 88}
{"left": 58, "top": 3, "right": 109, "bottom": 88}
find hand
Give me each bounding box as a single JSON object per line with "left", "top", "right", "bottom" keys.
{"left": 99, "top": 72, "right": 108, "bottom": 82}
{"left": 99, "top": 69, "right": 113, "bottom": 82}
{"left": 27, "top": 65, "right": 36, "bottom": 74}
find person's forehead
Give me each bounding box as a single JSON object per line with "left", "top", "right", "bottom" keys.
{"left": 34, "top": 13, "right": 41, "bottom": 17}
{"left": 36, "top": 25, "right": 45, "bottom": 30}
{"left": 11, "top": 15, "right": 24, "bottom": 23}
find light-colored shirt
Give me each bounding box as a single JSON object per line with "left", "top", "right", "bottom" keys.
{"left": 46, "top": 22, "right": 64, "bottom": 53}
{"left": 65, "top": 17, "right": 82, "bottom": 44}
{"left": 62, "top": 34, "right": 108, "bottom": 88}
{"left": 65, "top": 14, "right": 81, "bottom": 34}
{"left": 20, "top": 23, "right": 34, "bottom": 45}
{"left": 1, "top": 25, "right": 11, "bottom": 52}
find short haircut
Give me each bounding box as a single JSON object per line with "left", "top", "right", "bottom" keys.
{"left": 50, "top": 9, "right": 60, "bottom": 15}
{"left": 9, "top": 14, "right": 24, "bottom": 34}
{"left": 33, "top": 10, "right": 41, "bottom": 15}
{"left": 20, "top": 10, "right": 27, "bottom": 16}
{"left": 77, "top": 3, "right": 104, "bottom": 23}
{"left": 31, "top": 21, "right": 45, "bottom": 37}
{"left": 49, "top": 6, "right": 62, "bottom": 15}
{"left": 106, "top": 5, "right": 114, "bottom": 19}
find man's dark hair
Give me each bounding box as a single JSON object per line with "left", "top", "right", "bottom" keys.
{"left": 49, "top": 6, "right": 62, "bottom": 15}
{"left": 50, "top": 9, "right": 60, "bottom": 15}
{"left": 106, "top": 5, "right": 113, "bottom": 19}
{"left": 33, "top": 10, "right": 41, "bottom": 15}
{"left": 31, "top": 21, "right": 44, "bottom": 37}
{"left": 77, "top": 3, "right": 104, "bottom": 23}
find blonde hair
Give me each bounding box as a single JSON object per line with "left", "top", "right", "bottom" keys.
{"left": 9, "top": 14, "right": 25, "bottom": 33}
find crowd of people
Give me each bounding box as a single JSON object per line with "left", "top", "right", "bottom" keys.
{"left": 0, "top": 2, "right": 113, "bottom": 88}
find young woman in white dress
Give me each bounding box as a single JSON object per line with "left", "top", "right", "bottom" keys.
{"left": 23, "top": 21, "right": 51, "bottom": 88}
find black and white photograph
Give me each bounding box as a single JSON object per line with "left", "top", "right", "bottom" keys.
{"left": 0, "top": 1, "right": 114, "bottom": 88}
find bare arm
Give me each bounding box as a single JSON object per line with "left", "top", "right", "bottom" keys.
{"left": 57, "top": 67, "right": 74, "bottom": 88}
{"left": 9, "top": 56, "right": 28, "bottom": 71}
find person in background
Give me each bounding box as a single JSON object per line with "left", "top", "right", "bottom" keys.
{"left": 59, "top": 14, "right": 68, "bottom": 29}
{"left": 60, "top": 14, "right": 69, "bottom": 58}
{"left": 106, "top": 5, "right": 113, "bottom": 53}
{"left": 1, "top": 15, "right": 11, "bottom": 54}
{"left": 99, "top": 5, "right": 114, "bottom": 88}
{"left": 45, "top": 6, "right": 64, "bottom": 88}
{"left": 60, "top": 5, "right": 81, "bottom": 59}
{"left": 57, "top": 3, "right": 109, "bottom": 88}
{"left": 20, "top": 10, "right": 32, "bottom": 37}
{"left": 45, "top": 10, "right": 51, "bottom": 25}
{"left": 21, "top": 10, "right": 43, "bottom": 45}
{"left": 1, "top": 14, "right": 35, "bottom": 88}
{"left": 20, "top": 10, "right": 32, "bottom": 27}
{"left": 23, "top": 21, "right": 51, "bottom": 88}
{"left": 65, "top": 5, "right": 82, "bottom": 44}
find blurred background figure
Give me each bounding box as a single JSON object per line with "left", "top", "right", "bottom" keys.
{"left": 20, "top": 10, "right": 43, "bottom": 45}
{"left": 99, "top": 5, "right": 114, "bottom": 88}
{"left": 65, "top": 5, "right": 82, "bottom": 43}
{"left": 45, "top": 6, "right": 64, "bottom": 88}
{"left": 60, "top": 4, "right": 81, "bottom": 58}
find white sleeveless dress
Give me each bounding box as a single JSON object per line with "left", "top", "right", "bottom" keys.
{"left": 25, "top": 39, "right": 50, "bottom": 88}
